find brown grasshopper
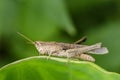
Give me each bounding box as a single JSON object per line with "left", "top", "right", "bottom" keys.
{"left": 17, "top": 32, "right": 108, "bottom": 62}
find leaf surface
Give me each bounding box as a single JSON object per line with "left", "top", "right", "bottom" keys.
{"left": 0, "top": 56, "right": 120, "bottom": 80}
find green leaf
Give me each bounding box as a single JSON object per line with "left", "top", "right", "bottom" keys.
{"left": 0, "top": 56, "right": 120, "bottom": 80}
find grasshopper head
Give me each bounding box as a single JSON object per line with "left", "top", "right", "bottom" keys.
{"left": 34, "top": 41, "right": 47, "bottom": 54}
{"left": 34, "top": 41, "right": 46, "bottom": 48}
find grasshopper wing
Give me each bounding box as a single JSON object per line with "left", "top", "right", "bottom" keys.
{"left": 88, "top": 47, "right": 108, "bottom": 54}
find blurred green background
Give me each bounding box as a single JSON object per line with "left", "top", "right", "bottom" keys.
{"left": 0, "top": 0, "right": 120, "bottom": 74}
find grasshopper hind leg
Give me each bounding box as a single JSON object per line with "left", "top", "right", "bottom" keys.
{"left": 74, "top": 36, "right": 87, "bottom": 44}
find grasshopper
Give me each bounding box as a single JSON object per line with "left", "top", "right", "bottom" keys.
{"left": 17, "top": 32, "right": 108, "bottom": 62}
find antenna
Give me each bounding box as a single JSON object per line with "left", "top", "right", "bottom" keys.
{"left": 17, "top": 32, "right": 34, "bottom": 44}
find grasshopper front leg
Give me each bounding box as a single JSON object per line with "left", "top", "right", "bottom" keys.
{"left": 47, "top": 52, "right": 52, "bottom": 60}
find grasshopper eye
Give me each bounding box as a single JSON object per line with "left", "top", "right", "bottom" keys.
{"left": 35, "top": 41, "right": 41, "bottom": 46}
